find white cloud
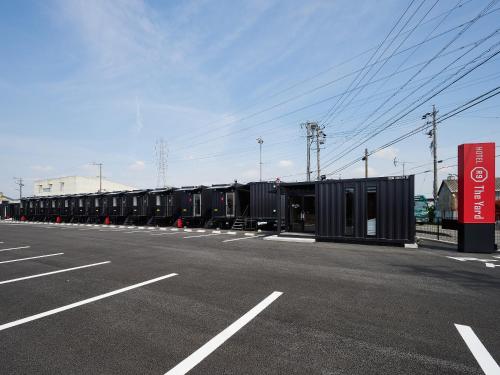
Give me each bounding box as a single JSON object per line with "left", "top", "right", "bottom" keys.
{"left": 278, "top": 160, "right": 294, "bottom": 168}
{"left": 55, "top": 0, "right": 163, "bottom": 75}
{"left": 129, "top": 160, "right": 145, "bottom": 171}
{"left": 373, "top": 147, "right": 398, "bottom": 161}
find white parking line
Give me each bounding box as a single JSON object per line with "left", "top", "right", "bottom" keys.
{"left": 151, "top": 232, "right": 183, "bottom": 236}
{"left": 0, "top": 261, "right": 111, "bottom": 285}
{"left": 455, "top": 324, "right": 499, "bottom": 374}
{"left": 165, "top": 291, "right": 282, "bottom": 375}
{"left": 123, "top": 231, "right": 145, "bottom": 234}
{"left": 0, "top": 273, "right": 178, "bottom": 332}
{"left": 0, "top": 246, "right": 31, "bottom": 253}
{"left": 183, "top": 233, "right": 221, "bottom": 239}
{"left": 0, "top": 253, "right": 64, "bottom": 264}
{"left": 222, "top": 235, "right": 265, "bottom": 243}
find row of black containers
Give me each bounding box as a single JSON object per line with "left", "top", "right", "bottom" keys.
{"left": 16, "top": 177, "right": 415, "bottom": 245}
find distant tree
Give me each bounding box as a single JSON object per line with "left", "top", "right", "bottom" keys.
{"left": 427, "top": 205, "right": 435, "bottom": 224}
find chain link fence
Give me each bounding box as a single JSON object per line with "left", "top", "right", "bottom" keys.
{"left": 416, "top": 220, "right": 500, "bottom": 247}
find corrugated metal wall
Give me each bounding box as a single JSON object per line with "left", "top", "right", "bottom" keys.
{"left": 316, "top": 176, "right": 415, "bottom": 244}
{"left": 249, "top": 182, "right": 278, "bottom": 219}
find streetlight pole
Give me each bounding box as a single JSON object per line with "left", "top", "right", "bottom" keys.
{"left": 256, "top": 137, "right": 263, "bottom": 182}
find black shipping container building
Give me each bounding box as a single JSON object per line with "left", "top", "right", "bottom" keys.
{"left": 277, "top": 176, "right": 415, "bottom": 245}
{"left": 207, "top": 183, "right": 250, "bottom": 229}
{"left": 123, "top": 190, "right": 150, "bottom": 225}
{"left": 85, "top": 193, "right": 104, "bottom": 223}
{"left": 249, "top": 182, "right": 285, "bottom": 230}
{"left": 101, "top": 191, "right": 127, "bottom": 224}
{"left": 147, "top": 188, "right": 176, "bottom": 226}
{"left": 0, "top": 201, "right": 19, "bottom": 220}
{"left": 174, "top": 186, "right": 211, "bottom": 227}
{"left": 72, "top": 194, "right": 88, "bottom": 223}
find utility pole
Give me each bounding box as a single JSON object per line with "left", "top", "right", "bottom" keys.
{"left": 315, "top": 126, "right": 326, "bottom": 180}
{"left": 362, "top": 148, "right": 369, "bottom": 178}
{"left": 301, "top": 122, "right": 319, "bottom": 182}
{"left": 91, "top": 162, "right": 103, "bottom": 193}
{"left": 257, "top": 137, "right": 264, "bottom": 182}
{"left": 423, "top": 105, "right": 439, "bottom": 204}
{"left": 13, "top": 177, "right": 24, "bottom": 200}
{"left": 393, "top": 157, "right": 408, "bottom": 176}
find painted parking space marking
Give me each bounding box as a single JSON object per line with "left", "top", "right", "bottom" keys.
{"left": 0, "top": 273, "right": 178, "bottom": 332}
{"left": 446, "top": 256, "right": 500, "bottom": 269}
{"left": 0, "top": 261, "right": 110, "bottom": 285}
{"left": 455, "top": 324, "right": 500, "bottom": 374}
{"left": 0, "top": 246, "right": 31, "bottom": 253}
{"left": 151, "top": 232, "right": 183, "bottom": 236}
{"left": 183, "top": 233, "right": 221, "bottom": 239}
{"left": 165, "top": 291, "right": 282, "bottom": 375}
{"left": 485, "top": 263, "right": 500, "bottom": 268}
{"left": 0, "top": 253, "right": 64, "bottom": 264}
{"left": 222, "top": 235, "right": 265, "bottom": 243}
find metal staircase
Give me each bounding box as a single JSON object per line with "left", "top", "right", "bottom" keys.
{"left": 231, "top": 206, "right": 249, "bottom": 230}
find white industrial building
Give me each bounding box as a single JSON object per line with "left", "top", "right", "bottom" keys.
{"left": 33, "top": 176, "right": 136, "bottom": 196}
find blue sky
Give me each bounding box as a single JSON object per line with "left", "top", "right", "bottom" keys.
{"left": 0, "top": 0, "right": 499, "bottom": 198}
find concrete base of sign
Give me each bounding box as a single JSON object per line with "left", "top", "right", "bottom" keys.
{"left": 458, "top": 223, "right": 495, "bottom": 253}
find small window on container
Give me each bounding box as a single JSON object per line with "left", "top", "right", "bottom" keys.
{"left": 344, "top": 188, "right": 355, "bottom": 236}
{"left": 156, "top": 195, "right": 161, "bottom": 206}
{"left": 40, "top": 201, "right": 44, "bottom": 208}
{"left": 113, "top": 197, "right": 117, "bottom": 207}
{"left": 79, "top": 198, "right": 83, "bottom": 207}
{"left": 367, "top": 187, "right": 377, "bottom": 237}
{"left": 193, "top": 194, "right": 201, "bottom": 217}
{"left": 133, "top": 196, "right": 138, "bottom": 206}
{"left": 29, "top": 201, "right": 33, "bottom": 208}
{"left": 65, "top": 200, "right": 69, "bottom": 208}
{"left": 95, "top": 198, "right": 99, "bottom": 207}
{"left": 52, "top": 201, "right": 56, "bottom": 208}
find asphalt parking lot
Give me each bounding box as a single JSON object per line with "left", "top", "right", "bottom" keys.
{"left": 0, "top": 221, "right": 499, "bottom": 374}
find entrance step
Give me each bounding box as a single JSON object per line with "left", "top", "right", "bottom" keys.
{"left": 279, "top": 231, "right": 315, "bottom": 238}
{"left": 265, "top": 235, "right": 316, "bottom": 243}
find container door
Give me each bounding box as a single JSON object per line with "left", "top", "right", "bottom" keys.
{"left": 303, "top": 195, "right": 316, "bottom": 233}
{"left": 226, "top": 192, "right": 235, "bottom": 218}
{"left": 289, "top": 196, "right": 304, "bottom": 232}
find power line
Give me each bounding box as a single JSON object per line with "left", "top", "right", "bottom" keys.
{"left": 325, "top": 85, "right": 500, "bottom": 176}
{"left": 320, "top": 4, "right": 500, "bottom": 167}
{"left": 321, "top": 34, "right": 500, "bottom": 172}
{"left": 169, "top": 3, "right": 500, "bottom": 152}
{"left": 317, "top": 0, "right": 421, "bottom": 127}
{"left": 321, "top": 0, "right": 438, "bottom": 127}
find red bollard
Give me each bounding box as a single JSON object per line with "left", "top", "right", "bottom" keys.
{"left": 104, "top": 216, "right": 111, "bottom": 225}
{"left": 56, "top": 216, "right": 61, "bottom": 224}
{"left": 21, "top": 216, "right": 26, "bottom": 221}
{"left": 176, "top": 218, "right": 183, "bottom": 228}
